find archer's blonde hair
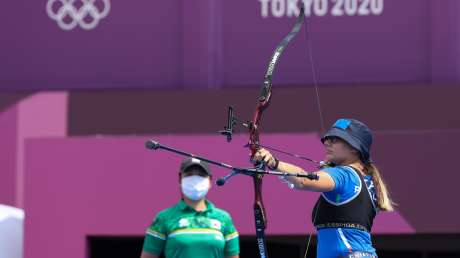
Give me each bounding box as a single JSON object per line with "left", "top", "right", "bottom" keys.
{"left": 364, "top": 163, "right": 394, "bottom": 211}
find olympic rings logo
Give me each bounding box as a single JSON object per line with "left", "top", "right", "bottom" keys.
{"left": 46, "top": 0, "right": 111, "bottom": 30}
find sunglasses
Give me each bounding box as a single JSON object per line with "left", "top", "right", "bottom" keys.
{"left": 323, "top": 136, "right": 341, "bottom": 144}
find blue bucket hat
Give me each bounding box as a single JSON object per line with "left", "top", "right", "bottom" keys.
{"left": 321, "top": 118, "right": 373, "bottom": 163}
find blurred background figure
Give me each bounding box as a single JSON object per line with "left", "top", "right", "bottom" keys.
{"left": 140, "top": 158, "right": 239, "bottom": 258}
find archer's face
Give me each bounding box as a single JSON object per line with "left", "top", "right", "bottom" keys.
{"left": 323, "top": 136, "right": 357, "bottom": 164}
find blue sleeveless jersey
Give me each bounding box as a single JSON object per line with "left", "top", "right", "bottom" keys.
{"left": 316, "top": 166, "right": 378, "bottom": 258}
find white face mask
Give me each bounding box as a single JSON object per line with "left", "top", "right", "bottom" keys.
{"left": 181, "top": 175, "right": 210, "bottom": 201}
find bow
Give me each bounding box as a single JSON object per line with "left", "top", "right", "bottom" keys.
{"left": 250, "top": 6, "right": 306, "bottom": 258}
{"left": 145, "top": 3, "right": 325, "bottom": 258}
{"left": 220, "top": 4, "right": 317, "bottom": 258}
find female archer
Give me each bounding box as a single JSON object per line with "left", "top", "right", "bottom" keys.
{"left": 253, "top": 118, "right": 394, "bottom": 258}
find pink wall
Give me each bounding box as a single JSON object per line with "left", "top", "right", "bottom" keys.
{"left": 23, "top": 134, "right": 413, "bottom": 258}
{"left": 16, "top": 92, "right": 68, "bottom": 208}
{"left": 0, "top": 92, "right": 67, "bottom": 208}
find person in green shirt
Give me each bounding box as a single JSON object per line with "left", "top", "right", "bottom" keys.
{"left": 140, "top": 158, "right": 240, "bottom": 258}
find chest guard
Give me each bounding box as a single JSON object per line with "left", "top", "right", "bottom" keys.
{"left": 312, "top": 168, "right": 376, "bottom": 232}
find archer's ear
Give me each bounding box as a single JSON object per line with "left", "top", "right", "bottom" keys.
{"left": 345, "top": 145, "right": 359, "bottom": 157}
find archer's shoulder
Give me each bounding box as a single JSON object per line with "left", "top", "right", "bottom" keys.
{"left": 321, "top": 165, "right": 351, "bottom": 174}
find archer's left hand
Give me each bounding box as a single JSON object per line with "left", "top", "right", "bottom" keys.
{"left": 252, "top": 148, "right": 278, "bottom": 170}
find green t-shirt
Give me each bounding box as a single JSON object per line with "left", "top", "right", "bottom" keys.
{"left": 143, "top": 199, "right": 239, "bottom": 258}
